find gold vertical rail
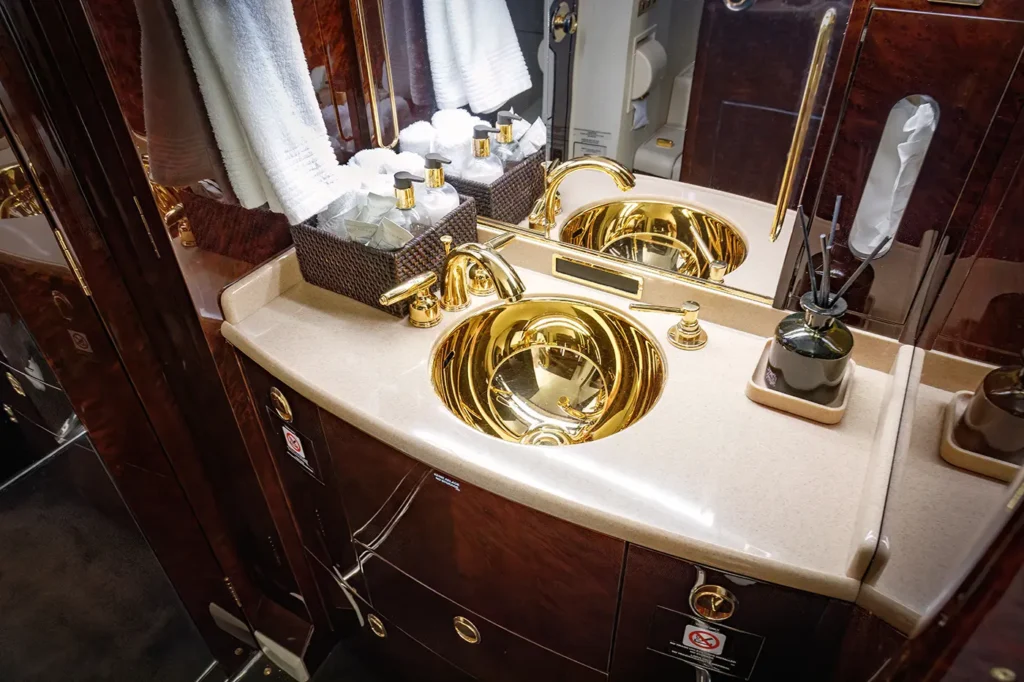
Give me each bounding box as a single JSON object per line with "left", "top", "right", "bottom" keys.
{"left": 354, "top": 0, "right": 400, "bottom": 148}
{"left": 769, "top": 8, "right": 837, "bottom": 242}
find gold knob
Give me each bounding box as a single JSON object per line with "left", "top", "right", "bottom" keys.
{"left": 690, "top": 584, "right": 737, "bottom": 621}
{"left": 453, "top": 616, "right": 480, "bottom": 644}
{"left": 380, "top": 271, "right": 442, "bottom": 328}
{"left": 269, "top": 387, "right": 293, "bottom": 422}
{"left": 441, "top": 235, "right": 453, "bottom": 256}
{"left": 3, "top": 404, "right": 16, "bottom": 423}
{"left": 467, "top": 263, "right": 495, "bottom": 296}
{"left": 6, "top": 371, "right": 25, "bottom": 397}
{"left": 709, "top": 260, "right": 727, "bottom": 283}
{"left": 367, "top": 614, "right": 387, "bottom": 638}
{"left": 630, "top": 300, "right": 708, "bottom": 351}
{"left": 991, "top": 669, "right": 1017, "bottom": 682}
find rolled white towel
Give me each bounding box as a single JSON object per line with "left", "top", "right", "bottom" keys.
{"left": 432, "top": 108, "right": 474, "bottom": 134}
{"left": 352, "top": 147, "right": 398, "bottom": 175}
{"left": 398, "top": 120, "right": 435, "bottom": 157}
{"left": 386, "top": 151, "right": 426, "bottom": 176}
{"left": 433, "top": 128, "right": 473, "bottom": 177}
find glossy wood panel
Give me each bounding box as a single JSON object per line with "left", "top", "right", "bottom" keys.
{"left": 321, "top": 410, "right": 626, "bottom": 672}
{"left": 795, "top": 3, "right": 1024, "bottom": 332}
{"left": 360, "top": 608, "right": 477, "bottom": 682}
{"left": 680, "top": 0, "right": 851, "bottom": 203}
{"left": 610, "top": 545, "right": 843, "bottom": 681}
{"left": 364, "top": 552, "right": 607, "bottom": 682}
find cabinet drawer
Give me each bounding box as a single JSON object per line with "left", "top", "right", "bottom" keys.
{"left": 366, "top": 552, "right": 606, "bottom": 682}
{"left": 361, "top": 608, "right": 476, "bottom": 682}
{"left": 611, "top": 546, "right": 843, "bottom": 681}
{"left": 321, "top": 410, "right": 624, "bottom": 672}
{"left": 239, "top": 356, "right": 361, "bottom": 591}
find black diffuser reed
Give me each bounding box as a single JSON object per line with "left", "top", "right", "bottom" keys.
{"left": 764, "top": 198, "right": 890, "bottom": 405}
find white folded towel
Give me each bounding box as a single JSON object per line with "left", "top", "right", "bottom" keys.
{"left": 171, "top": 0, "right": 344, "bottom": 224}
{"left": 423, "top": 0, "right": 467, "bottom": 109}
{"left": 445, "top": 0, "right": 532, "bottom": 114}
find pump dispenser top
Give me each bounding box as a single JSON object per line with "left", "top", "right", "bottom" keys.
{"left": 385, "top": 171, "right": 431, "bottom": 236}
{"left": 462, "top": 126, "right": 504, "bottom": 184}
{"left": 420, "top": 154, "right": 460, "bottom": 224}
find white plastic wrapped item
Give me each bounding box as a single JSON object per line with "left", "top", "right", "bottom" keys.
{"left": 519, "top": 118, "right": 548, "bottom": 157}
{"left": 849, "top": 98, "right": 938, "bottom": 259}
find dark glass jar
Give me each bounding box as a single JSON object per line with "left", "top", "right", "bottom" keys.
{"left": 953, "top": 352, "right": 1024, "bottom": 464}
{"left": 765, "top": 292, "right": 854, "bottom": 405}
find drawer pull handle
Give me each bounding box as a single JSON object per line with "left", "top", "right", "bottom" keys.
{"left": 269, "top": 387, "right": 293, "bottom": 422}
{"left": 6, "top": 372, "right": 25, "bottom": 397}
{"left": 453, "top": 616, "right": 480, "bottom": 644}
{"left": 690, "top": 584, "right": 737, "bottom": 621}
{"left": 367, "top": 614, "right": 387, "bottom": 638}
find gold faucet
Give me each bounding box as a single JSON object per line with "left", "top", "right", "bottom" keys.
{"left": 441, "top": 232, "right": 526, "bottom": 311}
{"left": 527, "top": 156, "right": 636, "bottom": 233}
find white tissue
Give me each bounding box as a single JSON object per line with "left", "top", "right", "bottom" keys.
{"left": 398, "top": 120, "right": 436, "bottom": 157}
{"left": 631, "top": 97, "right": 649, "bottom": 130}
{"left": 519, "top": 118, "right": 547, "bottom": 156}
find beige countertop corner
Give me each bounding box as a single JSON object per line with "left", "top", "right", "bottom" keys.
{"left": 221, "top": 238, "right": 912, "bottom": 601}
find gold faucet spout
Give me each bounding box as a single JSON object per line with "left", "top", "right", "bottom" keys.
{"left": 528, "top": 156, "right": 636, "bottom": 233}
{"left": 441, "top": 237, "right": 526, "bottom": 311}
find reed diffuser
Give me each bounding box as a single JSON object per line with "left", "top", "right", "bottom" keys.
{"left": 764, "top": 198, "right": 890, "bottom": 405}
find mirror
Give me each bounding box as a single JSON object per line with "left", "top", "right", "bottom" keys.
{"left": 371, "top": 0, "right": 854, "bottom": 300}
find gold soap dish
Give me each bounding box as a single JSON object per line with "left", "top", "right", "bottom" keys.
{"left": 940, "top": 391, "right": 1021, "bottom": 482}
{"left": 745, "top": 339, "right": 855, "bottom": 425}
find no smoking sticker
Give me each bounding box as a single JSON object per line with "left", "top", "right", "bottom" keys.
{"left": 282, "top": 425, "right": 310, "bottom": 469}
{"left": 683, "top": 625, "right": 726, "bottom": 655}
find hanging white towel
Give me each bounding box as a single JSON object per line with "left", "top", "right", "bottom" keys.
{"left": 171, "top": 0, "right": 344, "bottom": 225}
{"left": 423, "top": 0, "right": 467, "bottom": 109}
{"left": 444, "top": 0, "right": 532, "bottom": 114}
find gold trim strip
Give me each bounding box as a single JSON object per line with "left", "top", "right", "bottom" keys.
{"left": 770, "top": 8, "right": 836, "bottom": 242}
{"left": 53, "top": 229, "right": 92, "bottom": 297}
{"left": 552, "top": 255, "right": 644, "bottom": 300}
{"left": 133, "top": 196, "right": 162, "bottom": 259}
{"left": 354, "top": 0, "right": 400, "bottom": 149}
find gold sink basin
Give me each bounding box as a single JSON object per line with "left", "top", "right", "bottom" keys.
{"left": 559, "top": 200, "right": 748, "bottom": 279}
{"left": 432, "top": 297, "right": 665, "bottom": 446}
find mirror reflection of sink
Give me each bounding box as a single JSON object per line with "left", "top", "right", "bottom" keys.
{"left": 432, "top": 297, "right": 665, "bottom": 446}
{"left": 559, "top": 199, "right": 748, "bottom": 279}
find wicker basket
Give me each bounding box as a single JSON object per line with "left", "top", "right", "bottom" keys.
{"left": 448, "top": 149, "right": 545, "bottom": 224}
{"left": 291, "top": 197, "right": 477, "bottom": 317}
{"left": 182, "top": 192, "right": 293, "bottom": 265}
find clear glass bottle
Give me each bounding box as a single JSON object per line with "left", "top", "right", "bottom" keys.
{"left": 384, "top": 171, "right": 431, "bottom": 236}
{"left": 954, "top": 351, "right": 1024, "bottom": 464}
{"left": 420, "top": 153, "right": 460, "bottom": 224}
{"left": 493, "top": 110, "right": 525, "bottom": 168}
{"left": 460, "top": 125, "right": 504, "bottom": 184}
{"left": 764, "top": 292, "right": 854, "bottom": 405}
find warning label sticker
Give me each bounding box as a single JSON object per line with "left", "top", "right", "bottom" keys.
{"left": 572, "top": 128, "right": 611, "bottom": 158}
{"left": 648, "top": 606, "right": 764, "bottom": 680}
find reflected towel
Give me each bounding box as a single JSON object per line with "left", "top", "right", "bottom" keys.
{"left": 171, "top": 0, "right": 344, "bottom": 224}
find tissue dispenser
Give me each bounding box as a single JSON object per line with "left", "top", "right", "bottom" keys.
{"left": 449, "top": 149, "right": 546, "bottom": 224}
{"left": 291, "top": 196, "right": 477, "bottom": 317}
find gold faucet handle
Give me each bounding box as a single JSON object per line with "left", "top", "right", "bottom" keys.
{"left": 485, "top": 232, "right": 515, "bottom": 251}
{"left": 379, "top": 271, "right": 441, "bottom": 328}
{"left": 630, "top": 301, "right": 707, "bottom": 351}
{"left": 709, "top": 260, "right": 727, "bottom": 283}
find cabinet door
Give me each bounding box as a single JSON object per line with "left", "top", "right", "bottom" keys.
{"left": 610, "top": 546, "right": 843, "bottom": 682}
{"left": 239, "top": 355, "right": 367, "bottom": 611}
{"left": 807, "top": 8, "right": 1024, "bottom": 328}
{"left": 321, "top": 409, "right": 625, "bottom": 672}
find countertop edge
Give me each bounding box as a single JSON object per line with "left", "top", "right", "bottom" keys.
{"left": 223, "top": 319, "right": 862, "bottom": 602}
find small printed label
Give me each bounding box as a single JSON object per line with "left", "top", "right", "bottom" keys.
{"left": 764, "top": 365, "right": 777, "bottom": 388}
{"left": 572, "top": 128, "right": 611, "bottom": 158}
{"left": 683, "top": 625, "right": 726, "bottom": 655}
{"left": 283, "top": 425, "right": 310, "bottom": 469}
{"left": 433, "top": 472, "right": 461, "bottom": 491}
{"left": 649, "top": 606, "right": 764, "bottom": 680}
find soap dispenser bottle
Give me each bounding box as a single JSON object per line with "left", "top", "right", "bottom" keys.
{"left": 385, "top": 171, "right": 431, "bottom": 236}
{"left": 494, "top": 111, "right": 525, "bottom": 168}
{"left": 954, "top": 351, "right": 1024, "bottom": 464}
{"left": 421, "top": 153, "right": 460, "bottom": 224}
{"left": 461, "top": 125, "right": 504, "bottom": 184}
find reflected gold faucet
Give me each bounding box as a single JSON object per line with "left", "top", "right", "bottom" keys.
{"left": 527, "top": 156, "right": 636, "bottom": 233}
{"left": 441, "top": 233, "right": 526, "bottom": 311}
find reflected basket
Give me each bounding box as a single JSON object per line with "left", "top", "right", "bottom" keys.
{"left": 290, "top": 197, "right": 477, "bottom": 318}
{"left": 449, "top": 149, "right": 545, "bottom": 225}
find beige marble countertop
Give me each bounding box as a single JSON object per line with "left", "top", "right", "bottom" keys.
{"left": 858, "top": 350, "right": 1013, "bottom": 635}
{"left": 221, "top": 241, "right": 911, "bottom": 601}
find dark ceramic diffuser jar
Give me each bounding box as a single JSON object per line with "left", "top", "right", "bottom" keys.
{"left": 954, "top": 352, "right": 1024, "bottom": 465}
{"left": 766, "top": 292, "right": 854, "bottom": 405}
